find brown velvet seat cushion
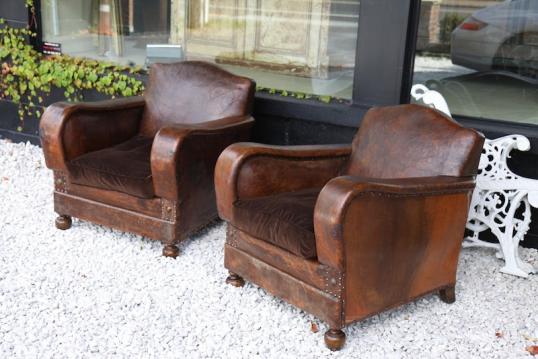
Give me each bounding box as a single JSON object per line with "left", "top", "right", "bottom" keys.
{"left": 68, "top": 136, "right": 154, "bottom": 199}
{"left": 233, "top": 188, "right": 321, "bottom": 259}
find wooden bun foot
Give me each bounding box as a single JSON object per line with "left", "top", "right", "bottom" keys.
{"left": 55, "top": 215, "right": 72, "bottom": 230}
{"left": 162, "top": 244, "right": 180, "bottom": 258}
{"left": 439, "top": 286, "right": 456, "bottom": 304}
{"left": 324, "top": 329, "right": 346, "bottom": 351}
{"left": 225, "top": 272, "right": 245, "bottom": 287}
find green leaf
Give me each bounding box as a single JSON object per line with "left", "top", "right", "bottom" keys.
{"left": 122, "top": 87, "right": 133, "bottom": 97}
{"left": 87, "top": 72, "right": 98, "bottom": 82}
{"left": 117, "top": 81, "right": 127, "bottom": 91}
{"left": 318, "top": 95, "right": 332, "bottom": 104}
{"left": 0, "top": 21, "right": 144, "bottom": 124}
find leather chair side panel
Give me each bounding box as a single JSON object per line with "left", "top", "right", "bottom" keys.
{"left": 341, "top": 192, "right": 471, "bottom": 323}
{"left": 174, "top": 125, "right": 254, "bottom": 237}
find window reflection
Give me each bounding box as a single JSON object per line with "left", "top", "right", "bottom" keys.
{"left": 41, "top": 0, "right": 171, "bottom": 65}
{"left": 41, "top": 0, "right": 359, "bottom": 99}
{"left": 413, "top": 0, "right": 538, "bottom": 124}
{"left": 179, "top": 0, "right": 359, "bottom": 99}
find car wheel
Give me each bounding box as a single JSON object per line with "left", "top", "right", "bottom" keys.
{"left": 493, "top": 32, "right": 538, "bottom": 79}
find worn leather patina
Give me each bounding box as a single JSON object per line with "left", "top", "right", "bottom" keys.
{"left": 40, "top": 61, "right": 255, "bottom": 257}
{"left": 215, "top": 104, "right": 485, "bottom": 350}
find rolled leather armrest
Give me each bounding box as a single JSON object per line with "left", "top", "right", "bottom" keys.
{"left": 151, "top": 115, "right": 254, "bottom": 200}
{"left": 314, "top": 175, "right": 476, "bottom": 270}
{"left": 40, "top": 96, "right": 145, "bottom": 170}
{"left": 215, "top": 143, "right": 352, "bottom": 222}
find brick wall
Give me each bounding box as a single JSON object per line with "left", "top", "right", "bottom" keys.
{"left": 416, "top": 0, "right": 441, "bottom": 51}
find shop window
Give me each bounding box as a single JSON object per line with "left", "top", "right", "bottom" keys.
{"left": 40, "top": 0, "right": 359, "bottom": 99}
{"left": 173, "top": 0, "right": 359, "bottom": 99}
{"left": 412, "top": 0, "right": 538, "bottom": 125}
{"left": 41, "top": 0, "right": 171, "bottom": 66}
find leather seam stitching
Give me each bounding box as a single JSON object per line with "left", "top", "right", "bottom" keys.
{"left": 246, "top": 154, "right": 350, "bottom": 162}
{"left": 352, "top": 188, "right": 472, "bottom": 198}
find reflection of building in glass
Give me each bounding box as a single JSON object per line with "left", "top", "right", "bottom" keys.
{"left": 417, "top": 0, "right": 505, "bottom": 52}
{"left": 41, "top": 0, "right": 171, "bottom": 65}
{"left": 40, "top": 0, "right": 360, "bottom": 99}
{"left": 171, "top": 0, "right": 359, "bottom": 97}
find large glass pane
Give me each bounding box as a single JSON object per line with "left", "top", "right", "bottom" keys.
{"left": 41, "top": 0, "right": 171, "bottom": 66}
{"left": 412, "top": 0, "right": 538, "bottom": 124}
{"left": 170, "top": 0, "right": 359, "bottom": 99}
{"left": 40, "top": 0, "right": 359, "bottom": 99}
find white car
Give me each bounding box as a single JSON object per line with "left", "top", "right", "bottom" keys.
{"left": 451, "top": 0, "right": 538, "bottom": 77}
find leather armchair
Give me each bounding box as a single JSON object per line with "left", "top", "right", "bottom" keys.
{"left": 40, "top": 61, "right": 255, "bottom": 257}
{"left": 215, "top": 104, "right": 484, "bottom": 350}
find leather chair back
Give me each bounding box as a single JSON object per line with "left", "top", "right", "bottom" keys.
{"left": 139, "top": 61, "right": 255, "bottom": 136}
{"left": 344, "top": 104, "right": 484, "bottom": 178}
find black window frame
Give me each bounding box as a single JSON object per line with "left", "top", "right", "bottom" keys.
{"left": 256, "top": 0, "right": 420, "bottom": 128}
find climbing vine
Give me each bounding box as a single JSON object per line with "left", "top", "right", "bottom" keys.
{"left": 0, "top": 15, "right": 144, "bottom": 131}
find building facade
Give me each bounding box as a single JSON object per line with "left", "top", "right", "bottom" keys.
{"left": 1, "top": 0, "right": 537, "bottom": 247}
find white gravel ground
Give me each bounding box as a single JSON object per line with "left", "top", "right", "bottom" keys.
{"left": 1, "top": 139, "right": 537, "bottom": 358}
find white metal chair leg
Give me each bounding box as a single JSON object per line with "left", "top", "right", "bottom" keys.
{"left": 498, "top": 231, "right": 529, "bottom": 278}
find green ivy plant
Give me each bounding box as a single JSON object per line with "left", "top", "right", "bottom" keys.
{"left": 255, "top": 85, "right": 345, "bottom": 104}
{"left": 2, "top": 0, "right": 342, "bottom": 133}
{"left": 0, "top": 17, "right": 144, "bottom": 131}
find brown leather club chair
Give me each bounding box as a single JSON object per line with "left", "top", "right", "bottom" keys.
{"left": 40, "top": 61, "right": 255, "bottom": 257}
{"left": 215, "top": 104, "right": 484, "bottom": 350}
